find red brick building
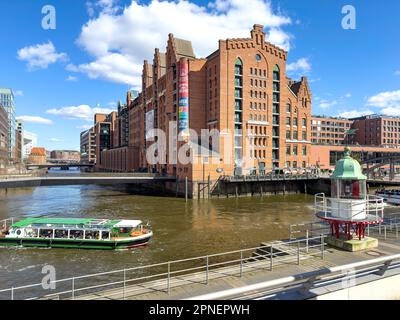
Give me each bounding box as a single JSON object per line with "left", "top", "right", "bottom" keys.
{"left": 50, "top": 150, "right": 80, "bottom": 162}
{"left": 127, "top": 25, "right": 312, "bottom": 181}
{"left": 351, "top": 115, "right": 400, "bottom": 147}
{"left": 310, "top": 144, "right": 400, "bottom": 170}
{"left": 28, "top": 147, "right": 46, "bottom": 165}
{"left": 82, "top": 25, "right": 313, "bottom": 183}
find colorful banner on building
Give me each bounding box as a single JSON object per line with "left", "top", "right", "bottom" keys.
{"left": 178, "top": 61, "right": 189, "bottom": 137}
{"left": 145, "top": 110, "right": 155, "bottom": 140}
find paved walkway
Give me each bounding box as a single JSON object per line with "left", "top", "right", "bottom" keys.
{"left": 54, "top": 229, "right": 400, "bottom": 301}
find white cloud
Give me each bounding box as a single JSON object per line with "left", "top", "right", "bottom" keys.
{"left": 66, "top": 75, "right": 78, "bottom": 82}
{"left": 337, "top": 110, "right": 374, "bottom": 119}
{"left": 344, "top": 93, "right": 351, "bottom": 98}
{"left": 16, "top": 116, "right": 53, "bottom": 125}
{"left": 17, "top": 41, "right": 68, "bottom": 70}
{"left": 48, "top": 138, "right": 64, "bottom": 142}
{"left": 309, "top": 78, "right": 321, "bottom": 83}
{"left": 77, "top": 124, "right": 93, "bottom": 131}
{"left": 319, "top": 99, "right": 337, "bottom": 109}
{"left": 367, "top": 90, "right": 400, "bottom": 109}
{"left": 46, "top": 104, "right": 115, "bottom": 122}
{"left": 14, "top": 90, "right": 24, "bottom": 97}
{"left": 68, "top": 54, "right": 141, "bottom": 86}
{"left": 286, "top": 58, "right": 311, "bottom": 74}
{"left": 66, "top": 64, "right": 79, "bottom": 72}
{"left": 381, "top": 107, "right": 400, "bottom": 117}
{"left": 395, "top": 70, "right": 400, "bottom": 76}
{"left": 86, "top": 0, "right": 120, "bottom": 17}
{"left": 71, "top": 0, "right": 292, "bottom": 86}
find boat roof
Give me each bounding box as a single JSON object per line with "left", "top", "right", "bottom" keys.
{"left": 12, "top": 218, "right": 142, "bottom": 229}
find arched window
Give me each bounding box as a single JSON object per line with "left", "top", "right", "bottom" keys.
{"left": 273, "top": 65, "right": 280, "bottom": 81}
{"left": 235, "top": 58, "right": 243, "bottom": 75}
{"left": 286, "top": 100, "right": 291, "bottom": 113}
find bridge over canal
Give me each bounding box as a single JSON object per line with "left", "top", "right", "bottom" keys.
{"left": 0, "top": 174, "right": 176, "bottom": 190}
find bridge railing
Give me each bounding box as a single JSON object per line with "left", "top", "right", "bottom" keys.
{"left": 222, "top": 173, "right": 320, "bottom": 182}
{"left": 185, "top": 253, "right": 400, "bottom": 300}
{"left": 0, "top": 235, "right": 326, "bottom": 300}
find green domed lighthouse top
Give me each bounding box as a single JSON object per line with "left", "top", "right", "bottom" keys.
{"left": 332, "top": 147, "right": 367, "bottom": 180}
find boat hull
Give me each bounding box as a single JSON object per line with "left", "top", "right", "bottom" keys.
{"left": 0, "top": 236, "right": 152, "bottom": 250}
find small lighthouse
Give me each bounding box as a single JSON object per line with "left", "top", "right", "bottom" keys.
{"left": 315, "top": 147, "right": 384, "bottom": 251}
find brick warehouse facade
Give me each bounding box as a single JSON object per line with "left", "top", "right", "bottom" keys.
{"left": 81, "top": 25, "right": 313, "bottom": 190}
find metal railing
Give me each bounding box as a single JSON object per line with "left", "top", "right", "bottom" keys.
{"left": 314, "top": 193, "right": 385, "bottom": 221}
{"left": 223, "top": 173, "right": 320, "bottom": 183}
{"left": 186, "top": 253, "right": 400, "bottom": 300}
{"left": 0, "top": 235, "right": 326, "bottom": 300}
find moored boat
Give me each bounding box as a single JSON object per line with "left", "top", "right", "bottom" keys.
{"left": 0, "top": 218, "right": 153, "bottom": 250}
{"left": 375, "top": 189, "right": 400, "bottom": 205}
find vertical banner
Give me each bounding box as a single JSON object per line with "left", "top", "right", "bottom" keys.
{"left": 178, "top": 60, "right": 190, "bottom": 138}
{"left": 145, "top": 110, "right": 155, "bottom": 140}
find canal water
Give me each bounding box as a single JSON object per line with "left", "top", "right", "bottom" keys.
{"left": 1, "top": 170, "right": 398, "bottom": 294}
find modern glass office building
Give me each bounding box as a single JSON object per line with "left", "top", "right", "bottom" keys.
{"left": 0, "top": 88, "right": 16, "bottom": 159}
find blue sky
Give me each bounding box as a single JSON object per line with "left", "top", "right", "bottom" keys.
{"left": 0, "top": 0, "right": 399, "bottom": 150}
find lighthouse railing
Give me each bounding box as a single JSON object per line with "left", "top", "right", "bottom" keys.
{"left": 314, "top": 194, "right": 384, "bottom": 222}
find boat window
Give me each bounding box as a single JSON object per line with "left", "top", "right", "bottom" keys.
{"left": 16, "top": 230, "right": 22, "bottom": 236}
{"left": 117, "top": 227, "right": 132, "bottom": 236}
{"left": 54, "top": 230, "right": 68, "bottom": 239}
{"left": 69, "top": 230, "right": 84, "bottom": 240}
{"left": 101, "top": 231, "right": 110, "bottom": 240}
{"left": 25, "top": 228, "right": 39, "bottom": 238}
{"left": 85, "top": 231, "right": 100, "bottom": 240}
{"left": 39, "top": 229, "right": 53, "bottom": 239}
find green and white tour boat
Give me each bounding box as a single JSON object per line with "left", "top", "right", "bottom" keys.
{"left": 0, "top": 217, "right": 153, "bottom": 250}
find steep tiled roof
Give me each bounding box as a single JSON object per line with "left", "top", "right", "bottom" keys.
{"left": 290, "top": 82, "right": 301, "bottom": 96}
{"left": 174, "top": 38, "right": 195, "bottom": 58}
